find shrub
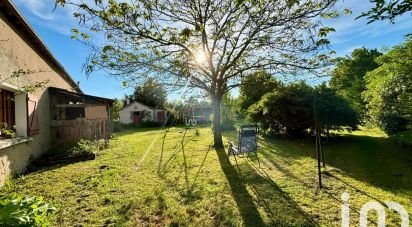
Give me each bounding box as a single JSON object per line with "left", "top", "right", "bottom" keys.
{"left": 67, "top": 139, "right": 108, "bottom": 158}
{"left": 247, "top": 82, "right": 313, "bottom": 137}
{"left": 113, "top": 121, "right": 123, "bottom": 132}
{"left": 379, "top": 113, "right": 408, "bottom": 135}
{"left": 0, "top": 194, "right": 56, "bottom": 226}
{"left": 0, "top": 123, "right": 15, "bottom": 139}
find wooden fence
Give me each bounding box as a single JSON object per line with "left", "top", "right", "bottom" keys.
{"left": 51, "top": 118, "right": 111, "bottom": 144}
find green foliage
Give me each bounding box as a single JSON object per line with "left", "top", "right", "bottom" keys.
{"left": 247, "top": 82, "right": 314, "bottom": 137}
{"left": 363, "top": 38, "right": 412, "bottom": 135}
{"left": 391, "top": 129, "right": 412, "bottom": 146}
{"left": 239, "top": 71, "right": 280, "bottom": 112}
{"left": 67, "top": 139, "right": 108, "bottom": 157}
{"left": 0, "top": 194, "right": 56, "bottom": 226}
{"left": 111, "top": 98, "right": 123, "bottom": 121}
{"left": 330, "top": 48, "right": 382, "bottom": 117}
{"left": 132, "top": 78, "right": 167, "bottom": 109}
{"left": 0, "top": 128, "right": 15, "bottom": 139}
{"left": 358, "top": 0, "right": 412, "bottom": 23}
{"left": 247, "top": 82, "right": 359, "bottom": 137}
{"left": 315, "top": 83, "right": 359, "bottom": 132}
{"left": 57, "top": 0, "right": 337, "bottom": 147}
{"left": 221, "top": 94, "right": 237, "bottom": 131}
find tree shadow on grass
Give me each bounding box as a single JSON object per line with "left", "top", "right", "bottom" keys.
{"left": 321, "top": 134, "right": 412, "bottom": 192}
{"left": 24, "top": 153, "right": 95, "bottom": 175}
{"left": 258, "top": 133, "right": 412, "bottom": 192}
{"left": 216, "top": 148, "right": 318, "bottom": 226}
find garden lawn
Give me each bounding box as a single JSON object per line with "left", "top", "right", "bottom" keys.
{"left": 1, "top": 126, "right": 411, "bottom": 226}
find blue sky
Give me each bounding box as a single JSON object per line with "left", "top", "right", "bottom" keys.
{"left": 12, "top": 0, "right": 412, "bottom": 100}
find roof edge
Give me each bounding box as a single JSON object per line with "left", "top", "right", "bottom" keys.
{"left": 2, "top": 0, "right": 82, "bottom": 93}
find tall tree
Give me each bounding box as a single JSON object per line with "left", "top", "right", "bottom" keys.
{"left": 358, "top": 0, "right": 412, "bottom": 24}
{"left": 363, "top": 37, "right": 412, "bottom": 135}
{"left": 247, "top": 82, "right": 358, "bottom": 137}
{"left": 247, "top": 82, "right": 314, "bottom": 137}
{"left": 239, "top": 71, "right": 280, "bottom": 112}
{"left": 132, "top": 78, "right": 167, "bottom": 109}
{"left": 330, "top": 48, "right": 382, "bottom": 117}
{"left": 111, "top": 98, "right": 123, "bottom": 121}
{"left": 57, "top": 0, "right": 337, "bottom": 147}
{"left": 314, "top": 83, "right": 358, "bottom": 136}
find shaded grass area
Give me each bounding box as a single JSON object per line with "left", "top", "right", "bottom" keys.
{"left": 392, "top": 129, "right": 412, "bottom": 146}
{"left": 1, "top": 126, "right": 411, "bottom": 226}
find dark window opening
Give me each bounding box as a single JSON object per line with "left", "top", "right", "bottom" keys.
{"left": 0, "top": 89, "right": 15, "bottom": 132}
{"left": 65, "top": 107, "right": 85, "bottom": 120}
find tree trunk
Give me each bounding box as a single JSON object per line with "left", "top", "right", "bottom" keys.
{"left": 326, "top": 126, "right": 330, "bottom": 142}
{"left": 212, "top": 96, "right": 224, "bottom": 148}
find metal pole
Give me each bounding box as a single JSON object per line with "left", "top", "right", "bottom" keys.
{"left": 314, "top": 95, "right": 322, "bottom": 189}
{"left": 319, "top": 129, "right": 326, "bottom": 168}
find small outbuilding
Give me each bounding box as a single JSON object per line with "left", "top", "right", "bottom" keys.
{"left": 119, "top": 101, "right": 166, "bottom": 126}
{"left": 49, "top": 87, "right": 113, "bottom": 144}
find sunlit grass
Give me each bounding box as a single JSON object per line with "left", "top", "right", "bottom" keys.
{"left": 1, "top": 126, "right": 411, "bottom": 226}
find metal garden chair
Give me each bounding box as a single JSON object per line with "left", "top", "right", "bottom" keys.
{"left": 228, "top": 125, "right": 260, "bottom": 170}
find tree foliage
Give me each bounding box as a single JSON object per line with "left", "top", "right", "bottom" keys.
{"left": 221, "top": 93, "right": 237, "bottom": 131}
{"left": 111, "top": 98, "right": 123, "bottom": 120}
{"left": 315, "top": 83, "right": 359, "bottom": 132}
{"left": 358, "top": 0, "right": 412, "bottom": 24}
{"left": 0, "top": 194, "right": 56, "bottom": 226}
{"left": 57, "top": 0, "right": 337, "bottom": 147}
{"left": 247, "top": 82, "right": 358, "bottom": 137}
{"left": 248, "top": 82, "right": 313, "bottom": 137}
{"left": 132, "top": 78, "right": 167, "bottom": 109}
{"left": 363, "top": 37, "right": 412, "bottom": 135}
{"left": 330, "top": 48, "right": 382, "bottom": 117}
{"left": 239, "top": 71, "right": 281, "bottom": 112}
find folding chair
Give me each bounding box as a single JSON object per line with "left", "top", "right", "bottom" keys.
{"left": 228, "top": 125, "right": 260, "bottom": 169}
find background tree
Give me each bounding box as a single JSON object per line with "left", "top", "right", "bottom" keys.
{"left": 239, "top": 71, "right": 280, "bottom": 113}
{"left": 315, "top": 83, "right": 359, "bottom": 138}
{"left": 132, "top": 78, "right": 167, "bottom": 109}
{"left": 330, "top": 48, "right": 382, "bottom": 117}
{"left": 247, "top": 82, "right": 314, "bottom": 137}
{"left": 363, "top": 37, "right": 412, "bottom": 135}
{"left": 221, "top": 93, "right": 237, "bottom": 131}
{"left": 111, "top": 98, "right": 123, "bottom": 121}
{"left": 58, "top": 0, "right": 337, "bottom": 147}
{"left": 358, "top": 0, "right": 412, "bottom": 23}
{"left": 248, "top": 82, "right": 358, "bottom": 137}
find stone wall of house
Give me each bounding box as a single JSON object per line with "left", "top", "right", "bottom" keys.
{"left": 0, "top": 10, "right": 77, "bottom": 186}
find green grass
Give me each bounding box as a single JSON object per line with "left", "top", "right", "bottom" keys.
{"left": 1, "top": 126, "right": 411, "bottom": 226}
{"left": 392, "top": 129, "right": 412, "bottom": 146}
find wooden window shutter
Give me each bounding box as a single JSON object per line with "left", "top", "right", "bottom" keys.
{"left": 27, "top": 96, "right": 39, "bottom": 136}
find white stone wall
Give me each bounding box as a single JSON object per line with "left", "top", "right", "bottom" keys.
{"left": 119, "top": 102, "right": 156, "bottom": 124}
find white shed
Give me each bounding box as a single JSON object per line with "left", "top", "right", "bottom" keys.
{"left": 119, "top": 101, "right": 166, "bottom": 126}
